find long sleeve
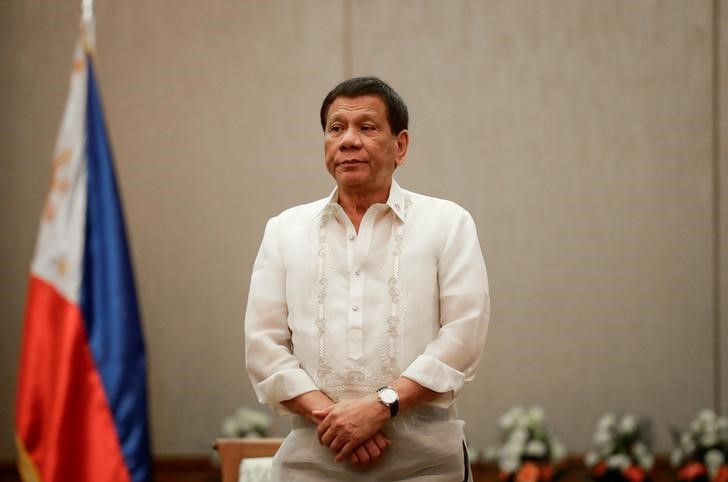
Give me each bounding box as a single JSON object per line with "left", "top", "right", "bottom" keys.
{"left": 400, "top": 209, "right": 490, "bottom": 402}
{"left": 244, "top": 217, "right": 318, "bottom": 411}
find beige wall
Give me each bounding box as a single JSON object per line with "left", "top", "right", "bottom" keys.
{"left": 720, "top": 0, "right": 728, "bottom": 418}
{"left": 1, "top": 0, "right": 725, "bottom": 457}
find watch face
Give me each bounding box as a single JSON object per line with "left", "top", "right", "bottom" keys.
{"left": 379, "top": 388, "right": 397, "bottom": 404}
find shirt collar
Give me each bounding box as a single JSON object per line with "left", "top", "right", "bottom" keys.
{"left": 320, "top": 178, "right": 407, "bottom": 223}
{"left": 386, "top": 179, "right": 407, "bottom": 222}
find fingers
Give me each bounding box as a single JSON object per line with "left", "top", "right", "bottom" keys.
{"left": 316, "top": 414, "right": 333, "bottom": 445}
{"left": 353, "top": 445, "right": 369, "bottom": 465}
{"left": 372, "top": 431, "right": 390, "bottom": 450}
{"left": 335, "top": 441, "right": 357, "bottom": 463}
{"left": 329, "top": 435, "right": 346, "bottom": 454}
{"left": 312, "top": 405, "right": 333, "bottom": 419}
{"left": 344, "top": 436, "right": 389, "bottom": 466}
{"left": 363, "top": 438, "right": 381, "bottom": 460}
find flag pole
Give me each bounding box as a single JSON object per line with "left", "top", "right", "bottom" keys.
{"left": 80, "top": 0, "right": 95, "bottom": 54}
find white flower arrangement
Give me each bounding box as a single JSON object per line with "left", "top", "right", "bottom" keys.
{"left": 584, "top": 412, "right": 655, "bottom": 481}
{"left": 220, "top": 406, "right": 271, "bottom": 438}
{"left": 485, "top": 406, "right": 567, "bottom": 482}
{"left": 670, "top": 409, "right": 728, "bottom": 482}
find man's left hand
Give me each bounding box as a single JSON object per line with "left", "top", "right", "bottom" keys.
{"left": 313, "top": 396, "right": 390, "bottom": 462}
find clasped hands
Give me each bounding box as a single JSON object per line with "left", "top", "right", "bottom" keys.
{"left": 313, "top": 395, "right": 391, "bottom": 466}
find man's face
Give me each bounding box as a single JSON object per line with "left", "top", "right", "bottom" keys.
{"left": 324, "top": 95, "right": 408, "bottom": 192}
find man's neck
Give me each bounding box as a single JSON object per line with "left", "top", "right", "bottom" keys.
{"left": 337, "top": 182, "right": 391, "bottom": 232}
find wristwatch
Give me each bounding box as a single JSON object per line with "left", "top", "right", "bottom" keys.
{"left": 376, "top": 386, "right": 399, "bottom": 418}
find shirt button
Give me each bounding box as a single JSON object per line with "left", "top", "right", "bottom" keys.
{"left": 352, "top": 306, "right": 359, "bottom": 312}
{"left": 348, "top": 234, "right": 355, "bottom": 241}
{"left": 354, "top": 267, "right": 361, "bottom": 276}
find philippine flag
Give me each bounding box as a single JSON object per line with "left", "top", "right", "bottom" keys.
{"left": 14, "top": 15, "right": 152, "bottom": 482}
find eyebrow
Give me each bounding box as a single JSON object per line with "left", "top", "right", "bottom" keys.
{"left": 327, "top": 112, "right": 378, "bottom": 125}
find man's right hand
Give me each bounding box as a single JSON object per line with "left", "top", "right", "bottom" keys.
{"left": 281, "top": 391, "right": 391, "bottom": 467}
{"left": 347, "top": 431, "right": 390, "bottom": 465}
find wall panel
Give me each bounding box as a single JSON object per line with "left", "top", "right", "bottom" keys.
{"left": 719, "top": 0, "right": 728, "bottom": 418}
{"left": 350, "top": 0, "right": 714, "bottom": 451}
{"left": 0, "top": 0, "right": 344, "bottom": 455}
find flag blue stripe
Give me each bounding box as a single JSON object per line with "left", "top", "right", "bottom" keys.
{"left": 80, "top": 56, "right": 152, "bottom": 482}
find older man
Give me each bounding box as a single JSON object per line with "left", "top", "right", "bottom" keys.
{"left": 244, "top": 77, "right": 490, "bottom": 481}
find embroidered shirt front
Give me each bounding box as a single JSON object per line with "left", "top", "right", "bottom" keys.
{"left": 245, "top": 180, "right": 490, "bottom": 409}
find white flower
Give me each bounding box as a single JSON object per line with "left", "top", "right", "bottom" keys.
{"left": 242, "top": 408, "right": 270, "bottom": 429}
{"left": 607, "top": 454, "right": 630, "bottom": 471}
{"left": 670, "top": 448, "right": 684, "bottom": 468}
{"left": 551, "top": 440, "right": 567, "bottom": 464}
{"left": 500, "top": 455, "right": 520, "bottom": 475}
{"left": 499, "top": 410, "right": 519, "bottom": 431}
{"left": 501, "top": 406, "right": 528, "bottom": 429}
{"left": 701, "top": 427, "right": 718, "bottom": 447}
{"left": 618, "top": 414, "right": 638, "bottom": 435}
{"left": 632, "top": 442, "right": 648, "bottom": 457}
{"left": 637, "top": 453, "right": 654, "bottom": 471}
{"left": 482, "top": 446, "right": 498, "bottom": 462}
{"left": 467, "top": 446, "right": 480, "bottom": 464}
{"left": 222, "top": 407, "right": 270, "bottom": 437}
{"left": 698, "top": 409, "right": 717, "bottom": 425}
{"left": 502, "top": 442, "right": 523, "bottom": 459}
{"left": 515, "top": 414, "right": 531, "bottom": 429}
{"left": 525, "top": 440, "right": 547, "bottom": 458}
{"left": 598, "top": 413, "right": 617, "bottom": 431}
{"left": 705, "top": 449, "right": 725, "bottom": 478}
{"left": 234, "top": 411, "right": 255, "bottom": 433}
{"left": 510, "top": 428, "right": 528, "bottom": 446}
{"left": 244, "top": 407, "right": 269, "bottom": 423}
{"left": 585, "top": 451, "right": 599, "bottom": 468}
{"left": 705, "top": 449, "right": 724, "bottom": 469}
{"left": 680, "top": 433, "right": 696, "bottom": 454}
{"left": 499, "top": 414, "right": 514, "bottom": 431}
{"left": 593, "top": 427, "right": 614, "bottom": 453}
{"left": 221, "top": 416, "right": 238, "bottom": 437}
{"left": 528, "top": 407, "right": 545, "bottom": 426}
{"left": 717, "top": 416, "right": 728, "bottom": 437}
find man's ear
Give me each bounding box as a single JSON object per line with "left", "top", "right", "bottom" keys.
{"left": 394, "top": 129, "right": 409, "bottom": 169}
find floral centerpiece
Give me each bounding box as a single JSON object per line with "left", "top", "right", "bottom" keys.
{"left": 670, "top": 409, "right": 728, "bottom": 482}
{"left": 584, "top": 413, "right": 655, "bottom": 482}
{"left": 485, "top": 406, "right": 567, "bottom": 482}
{"left": 220, "top": 406, "right": 271, "bottom": 438}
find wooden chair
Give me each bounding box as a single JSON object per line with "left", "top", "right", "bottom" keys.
{"left": 214, "top": 438, "right": 283, "bottom": 482}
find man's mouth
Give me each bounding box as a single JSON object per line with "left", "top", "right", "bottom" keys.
{"left": 338, "top": 159, "right": 365, "bottom": 166}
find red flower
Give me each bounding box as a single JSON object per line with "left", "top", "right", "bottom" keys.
{"left": 540, "top": 464, "right": 553, "bottom": 482}
{"left": 678, "top": 462, "right": 707, "bottom": 481}
{"left": 623, "top": 465, "right": 645, "bottom": 482}
{"left": 594, "top": 462, "right": 607, "bottom": 477}
{"left": 714, "top": 465, "right": 728, "bottom": 482}
{"left": 516, "top": 462, "right": 540, "bottom": 482}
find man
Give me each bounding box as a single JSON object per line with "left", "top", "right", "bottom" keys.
{"left": 244, "top": 76, "right": 490, "bottom": 481}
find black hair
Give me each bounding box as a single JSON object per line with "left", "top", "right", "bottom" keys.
{"left": 320, "top": 76, "right": 409, "bottom": 134}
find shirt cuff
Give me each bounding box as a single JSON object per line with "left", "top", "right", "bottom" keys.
{"left": 255, "top": 368, "right": 318, "bottom": 414}
{"left": 401, "top": 354, "right": 466, "bottom": 398}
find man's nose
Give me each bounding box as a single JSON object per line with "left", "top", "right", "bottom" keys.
{"left": 339, "top": 127, "right": 362, "bottom": 149}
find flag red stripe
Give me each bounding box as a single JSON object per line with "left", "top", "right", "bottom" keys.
{"left": 15, "top": 276, "right": 132, "bottom": 482}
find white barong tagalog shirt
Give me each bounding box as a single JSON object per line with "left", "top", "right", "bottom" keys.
{"left": 244, "top": 180, "right": 490, "bottom": 480}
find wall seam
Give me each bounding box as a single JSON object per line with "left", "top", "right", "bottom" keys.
{"left": 712, "top": 0, "right": 722, "bottom": 413}
{"left": 342, "top": 0, "right": 352, "bottom": 79}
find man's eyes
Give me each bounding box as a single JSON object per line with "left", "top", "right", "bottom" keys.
{"left": 327, "top": 123, "right": 376, "bottom": 133}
